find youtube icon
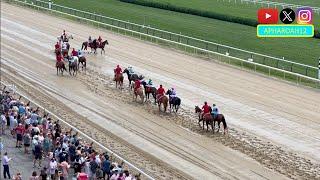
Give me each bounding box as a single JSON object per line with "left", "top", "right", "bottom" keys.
{"left": 258, "top": 8, "right": 278, "bottom": 24}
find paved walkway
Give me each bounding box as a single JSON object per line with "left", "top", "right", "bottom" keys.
{"left": 1, "top": 129, "right": 47, "bottom": 179}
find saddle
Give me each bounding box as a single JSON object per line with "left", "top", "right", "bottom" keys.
{"left": 156, "top": 94, "right": 164, "bottom": 102}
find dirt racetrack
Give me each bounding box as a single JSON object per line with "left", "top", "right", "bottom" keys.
{"left": 1, "top": 2, "right": 320, "bottom": 179}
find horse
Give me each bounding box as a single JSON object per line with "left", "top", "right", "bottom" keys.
{"left": 78, "top": 56, "right": 86, "bottom": 71}
{"left": 195, "top": 106, "right": 228, "bottom": 134}
{"left": 68, "top": 56, "right": 78, "bottom": 76}
{"left": 81, "top": 41, "right": 95, "bottom": 53}
{"left": 114, "top": 73, "right": 124, "bottom": 89}
{"left": 57, "top": 35, "right": 73, "bottom": 43}
{"left": 166, "top": 89, "right": 181, "bottom": 113}
{"left": 133, "top": 87, "right": 144, "bottom": 103}
{"left": 156, "top": 94, "right": 168, "bottom": 112}
{"left": 123, "top": 69, "right": 144, "bottom": 90}
{"left": 91, "top": 39, "right": 109, "bottom": 54}
{"left": 141, "top": 81, "right": 156, "bottom": 103}
{"left": 56, "top": 61, "right": 67, "bottom": 76}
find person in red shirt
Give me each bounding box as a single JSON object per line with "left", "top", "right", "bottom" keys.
{"left": 134, "top": 79, "right": 141, "bottom": 94}
{"left": 201, "top": 102, "right": 211, "bottom": 119}
{"left": 156, "top": 85, "right": 165, "bottom": 102}
{"left": 114, "top": 65, "right": 122, "bottom": 80}
{"left": 15, "top": 123, "right": 25, "bottom": 148}
{"left": 71, "top": 48, "right": 78, "bottom": 57}
{"left": 55, "top": 42, "right": 60, "bottom": 50}
{"left": 98, "top": 36, "right": 102, "bottom": 46}
{"left": 56, "top": 53, "right": 63, "bottom": 67}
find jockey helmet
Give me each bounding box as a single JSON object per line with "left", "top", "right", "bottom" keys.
{"left": 171, "top": 87, "right": 174, "bottom": 90}
{"left": 117, "top": 65, "right": 120, "bottom": 67}
{"left": 160, "top": 85, "right": 162, "bottom": 87}
{"left": 204, "top": 101, "right": 207, "bottom": 105}
{"left": 212, "top": 104, "right": 216, "bottom": 107}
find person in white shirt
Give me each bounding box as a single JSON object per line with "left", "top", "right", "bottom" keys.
{"left": 2, "top": 152, "right": 12, "bottom": 179}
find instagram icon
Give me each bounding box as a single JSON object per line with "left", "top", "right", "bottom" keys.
{"left": 297, "top": 8, "right": 313, "bottom": 24}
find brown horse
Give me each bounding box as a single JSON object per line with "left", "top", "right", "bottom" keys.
{"left": 114, "top": 73, "right": 124, "bottom": 89}
{"left": 78, "top": 56, "right": 86, "bottom": 71}
{"left": 195, "top": 106, "right": 228, "bottom": 134}
{"left": 133, "top": 87, "right": 144, "bottom": 103}
{"left": 81, "top": 41, "right": 94, "bottom": 53}
{"left": 56, "top": 61, "right": 67, "bottom": 76}
{"left": 156, "top": 94, "right": 168, "bottom": 112}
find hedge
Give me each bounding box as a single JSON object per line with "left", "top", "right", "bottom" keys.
{"left": 120, "top": 0, "right": 320, "bottom": 39}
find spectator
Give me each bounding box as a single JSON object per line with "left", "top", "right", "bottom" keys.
{"left": 77, "top": 172, "right": 89, "bottom": 180}
{"left": 96, "top": 167, "right": 104, "bottom": 180}
{"left": 60, "top": 159, "right": 70, "bottom": 180}
{"left": 2, "top": 152, "right": 12, "bottom": 179}
{"left": 39, "top": 167, "right": 48, "bottom": 180}
{"left": 33, "top": 140, "right": 43, "bottom": 168}
{"left": 9, "top": 112, "right": 17, "bottom": 136}
{"left": 74, "top": 155, "right": 82, "bottom": 174}
{"left": 0, "top": 112, "right": 6, "bottom": 135}
{"left": 13, "top": 172, "right": 22, "bottom": 180}
{"left": 29, "top": 171, "right": 39, "bottom": 180}
{"left": 23, "top": 133, "right": 31, "bottom": 154}
{"left": 49, "top": 158, "right": 58, "bottom": 180}
{"left": 89, "top": 158, "right": 99, "bottom": 179}
{"left": 43, "top": 133, "right": 53, "bottom": 156}
{"left": 15, "top": 123, "right": 25, "bottom": 148}
{"left": 102, "top": 156, "right": 111, "bottom": 179}
{"left": 124, "top": 170, "right": 132, "bottom": 180}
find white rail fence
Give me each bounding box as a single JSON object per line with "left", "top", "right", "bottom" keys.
{"left": 235, "top": 0, "right": 320, "bottom": 14}
{"left": 0, "top": 81, "right": 155, "bottom": 180}
{"left": 5, "top": 0, "right": 320, "bottom": 87}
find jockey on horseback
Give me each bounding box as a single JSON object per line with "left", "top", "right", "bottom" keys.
{"left": 128, "top": 66, "right": 134, "bottom": 75}
{"left": 201, "top": 102, "right": 210, "bottom": 120}
{"left": 62, "top": 30, "right": 67, "bottom": 41}
{"left": 211, "top": 104, "right": 219, "bottom": 119}
{"left": 156, "top": 85, "right": 165, "bottom": 102}
{"left": 78, "top": 49, "right": 84, "bottom": 58}
{"left": 88, "top": 36, "right": 93, "bottom": 44}
{"left": 114, "top": 65, "right": 122, "bottom": 80}
{"left": 71, "top": 48, "right": 78, "bottom": 57}
{"left": 134, "top": 79, "right": 141, "bottom": 94}
{"left": 169, "top": 87, "right": 177, "bottom": 102}
{"left": 98, "top": 36, "right": 102, "bottom": 46}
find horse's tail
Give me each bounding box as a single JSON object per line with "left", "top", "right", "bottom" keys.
{"left": 222, "top": 115, "right": 227, "bottom": 129}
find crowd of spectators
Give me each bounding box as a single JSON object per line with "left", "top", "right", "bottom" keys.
{"left": 1, "top": 89, "right": 140, "bottom": 180}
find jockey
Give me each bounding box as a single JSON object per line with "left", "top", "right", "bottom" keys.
{"left": 62, "top": 30, "right": 67, "bottom": 41}
{"left": 211, "top": 104, "right": 219, "bottom": 119}
{"left": 156, "top": 85, "right": 165, "bottom": 102}
{"left": 98, "top": 36, "right": 102, "bottom": 45}
{"left": 201, "top": 102, "right": 210, "bottom": 119}
{"left": 128, "top": 66, "right": 134, "bottom": 75}
{"left": 88, "top": 36, "right": 93, "bottom": 44}
{"left": 78, "top": 49, "right": 84, "bottom": 58}
{"left": 169, "top": 87, "right": 177, "bottom": 101}
{"left": 147, "top": 79, "right": 153, "bottom": 86}
{"left": 134, "top": 79, "right": 141, "bottom": 94}
{"left": 71, "top": 48, "right": 78, "bottom": 57}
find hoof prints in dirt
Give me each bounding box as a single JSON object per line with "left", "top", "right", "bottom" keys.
{"left": 78, "top": 67, "right": 320, "bottom": 180}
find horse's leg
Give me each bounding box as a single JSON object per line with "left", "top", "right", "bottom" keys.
{"left": 213, "top": 120, "right": 216, "bottom": 134}
{"left": 202, "top": 119, "right": 205, "bottom": 130}
{"left": 217, "top": 121, "right": 221, "bottom": 133}
{"left": 57, "top": 67, "right": 58, "bottom": 76}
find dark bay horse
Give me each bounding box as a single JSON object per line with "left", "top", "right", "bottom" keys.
{"left": 141, "top": 81, "right": 156, "bottom": 103}
{"left": 156, "top": 94, "right": 168, "bottom": 112}
{"left": 78, "top": 56, "right": 86, "bottom": 71}
{"left": 92, "top": 40, "right": 109, "bottom": 54}
{"left": 123, "top": 68, "right": 144, "bottom": 89}
{"left": 195, "top": 106, "right": 228, "bottom": 134}
{"left": 166, "top": 89, "right": 181, "bottom": 113}
{"left": 81, "top": 41, "right": 94, "bottom": 53}
{"left": 56, "top": 61, "right": 67, "bottom": 76}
